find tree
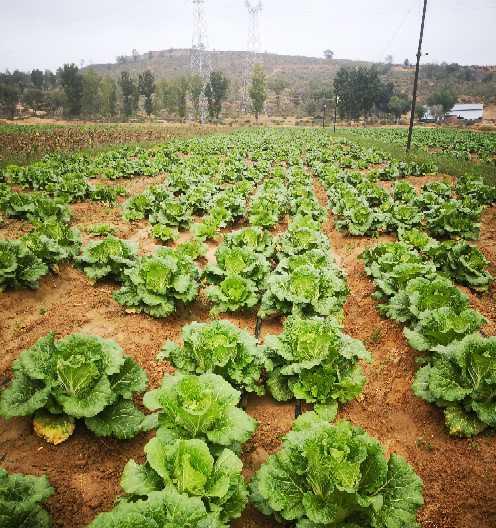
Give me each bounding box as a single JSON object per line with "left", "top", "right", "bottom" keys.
{"left": 249, "top": 65, "right": 266, "bottom": 120}
{"left": 60, "top": 63, "right": 83, "bottom": 116}
{"left": 44, "top": 89, "right": 65, "bottom": 114}
{"left": 268, "top": 77, "right": 289, "bottom": 112}
{"left": 385, "top": 54, "right": 393, "bottom": 64}
{"left": 43, "top": 70, "right": 57, "bottom": 90}
{"left": 388, "top": 95, "right": 410, "bottom": 122}
{"left": 139, "top": 70, "right": 155, "bottom": 116}
{"left": 324, "top": 49, "right": 334, "bottom": 60}
{"left": 374, "top": 81, "right": 394, "bottom": 114}
{"left": 174, "top": 76, "right": 190, "bottom": 119}
{"left": 0, "top": 83, "right": 19, "bottom": 118}
{"left": 334, "top": 66, "right": 385, "bottom": 120}
{"left": 81, "top": 69, "right": 101, "bottom": 116}
{"left": 427, "top": 88, "right": 457, "bottom": 114}
{"left": 22, "top": 88, "right": 44, "bottom": 111}
{"left": 403, "top": 58, "right": 410, "bottom": 67}
{"left": 189, "top": 74, "right": 203, "bottom": 121}
{"left": 415, "top": 104, "right": 427, "bottom": 121}
{"left": 31, "top": 69, "right": 44, "bottom": 90}
{"left": 205, "top": 71, "right": 229, "bottom": 121}
{"left": 430, "top": 104, "right": 445, "bottom": 121}
{"left": 99, "top": 77, "right": 117, "bottom": 117}
{"left": 119, "top": 71, "right": 136, "bottom": 118}
{"left": 155, "top": 79, "right": 176, "bottom": 115}
{"left": 132, "top": 49, "right": 140, "bottom": 62}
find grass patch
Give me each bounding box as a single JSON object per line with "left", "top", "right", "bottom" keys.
{"left": 334, "top": 129, "right": 496, "bottom": 186}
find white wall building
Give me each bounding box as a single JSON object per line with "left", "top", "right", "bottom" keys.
{"left": 446, "top": 103, "right": 484, "bottom": 121}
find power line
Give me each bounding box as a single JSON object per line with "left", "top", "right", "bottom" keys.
{"left": 379, "top": 0, "right": 419, "bottom": 61}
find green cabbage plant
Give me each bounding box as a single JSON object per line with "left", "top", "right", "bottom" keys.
{"left": 260, "top": 262, "right": 348, "bottom": 319}
{"left": 248, "top": 197, "right": 281, "bottom": 228}
{"left": 113, "top": 248, "right": 199, "bottom": 318}
{"left": 120, "top": 437, "right": 248, "bottom": 523}
{"left": 149, "top": 198, "right": 193, "bottom": 229}
{"left": 223, "top": 226, "right": 273, "bottom": 257}
{"left": 175, "top": 239, "right": 208, "bottom": 261}
{"left": 426, "top": 199, "right": 482, "bottom": 240}
{"left": 76, "top": 235, "right": 137, "bottom": 283}
{"left": 428, "top": 240, "right": 493, "bottom": 292}
{"left": 404, "top": 307, "right": 486, "bottom": 352}
{"left": 143, "top": 372, "right": 257, "bottom": 452}
{"left": 0, "top": 468, "right": 54, "bottom": 528}
{"left": 413, "top": 334, "right": 496, "bottom": 436}
{"left": 250, "top": 414, "right": 423, "bottom": 527}
{"left": 150, "top": 224, "right": 179, "bottom": 243}
{"left": 22, "top": 218, "right": 81, "bottom": 268}
{"left": 380, "top": 276, "right": 470, "bottom": 324}
{"left": 204, "top": 245, "right": 270, "bottom": 287}
{"left": 159, "top": 320, "right": 267, "bottom": 395}
{"left": 264, "top": 316, "right": 370, "bottom": 414}
{"left": 206, "top": 275, "right": 259, "bottom": 315}
{"left": 0, "top": 239, "right": 48, "bottom": 292}
{"left": 88, "top": 487, "right": 224, "bottom": 528}
{"left": 0, "top": 333, "right": 148, "bottom": 443}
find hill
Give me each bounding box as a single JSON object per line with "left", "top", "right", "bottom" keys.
{"left": 86, "top": 48, "right": 496, "bottom": 116}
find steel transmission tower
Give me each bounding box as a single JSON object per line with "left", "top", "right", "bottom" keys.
{"left": 241, "top": 1, "right": 263, "bottom": 112}
{"left": 191, "top": 0, "right": 210, "bottom": 122}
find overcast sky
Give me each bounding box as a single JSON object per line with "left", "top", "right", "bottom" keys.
{"left": 1, "top": 0, "right": 495, "bottom": 72}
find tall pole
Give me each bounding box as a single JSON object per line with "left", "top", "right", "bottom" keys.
{"left": 406, "top": 0, "right": 428, "bottom": 151}
{"left": 323, "top": 104, "right": 327, "bottom": 128}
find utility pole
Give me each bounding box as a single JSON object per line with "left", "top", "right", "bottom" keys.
{"left": 406, "top": 0, "right": 428, "bottom": 151}
{"left": 322, "top": 104, "right": 327, "bottom": 128}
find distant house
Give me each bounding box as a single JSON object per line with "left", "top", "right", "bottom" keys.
{"left": 420, "top": 107, "right": 437, "bottom": 122}
{"left": 447, "top": 103, "right": 484, "bottom": 121}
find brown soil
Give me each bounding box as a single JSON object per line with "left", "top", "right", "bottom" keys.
{"left": 1, "top": 171, "right": 495, "bottom": 528}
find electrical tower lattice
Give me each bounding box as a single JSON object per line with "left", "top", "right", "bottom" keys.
{"left": 191, "top": 0, "right": 210, "bottom": 122}
{"left": 241, "top": 1, "right": 263, "bottom": 113}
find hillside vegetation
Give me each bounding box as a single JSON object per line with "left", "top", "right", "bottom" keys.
{"left": 87, "top": 48, "right": 496, "bottom": 114}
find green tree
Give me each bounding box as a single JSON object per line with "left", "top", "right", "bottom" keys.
{"left": 427, "top": 88, "right": 457, "bottom": 114}
{"left": 119, "top": 71, "right": 136, "bottom": 118}
{"left": 155, "top": 79, "right": 176, "bottom": 114}
{"left": 22, "top": 88, "right": 44, "bottom": 111}
{"left": 205, "top": 71, "right": 229, "bottom": 121}
{"left": 268, "top": 77, "right": 289, "bottom": 112}
{"left": 43, "top": 70, "right": 57, "bottom": 90}
{"left": 81, "top": 70, "right": 101, "bottom": 116}
{"left": 173, "top": 76, "right": 190, "bottom": 119}
{"left": 334, "top": 66, "right": 386, "bottom": 120}
{"left": 249, "top": 65, "right": 266, "bottom": 120}
{"left": 44, "top": 89, "right": 65, "bottom": 114}
{"left": 138, "top": 70, "right": 155, "bottom": 116}
{"left": 99, "top": 77, "right": 117, "bottom": 117}
{"left": 189, "top": 74, "right": 203, "bottom": 121}
{"left": 30, "top": 69, "right": 44, "bottom": 90}
{"left": 0, "top": 83, "right": 19, "bottom": 118}
{"left": 60, "top": 64, "right": 83, "bottom": 116}
{"left": 415, "top": 104, "right": 427, "bottom": 121}
{"left": 388, "top": 94, "right": 410, "bottom": 121}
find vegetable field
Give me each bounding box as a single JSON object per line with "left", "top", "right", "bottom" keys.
{"left": 0, "top": 127, "right": 495, "bottom": 528}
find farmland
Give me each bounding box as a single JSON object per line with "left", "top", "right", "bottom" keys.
{"left": 0, "top": 122, "right": 225, "bottom": 168}
{"left": 0, "top": 126, "right": 495, "bottom": 528}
